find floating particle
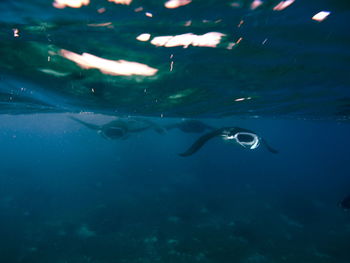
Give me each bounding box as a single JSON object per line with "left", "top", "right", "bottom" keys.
{"left": 87, "top": 22, "right": 112, "bottom": 27}
{"left": 184, "top": 20, "right": 192, "bottom": 27}
{"left": 226, "top": 37, "right": 243, "bottom": 50}
{"left": 13, "top": 28, "right": 19, "bottom": 37}
{"left": 97, "top": 7, "right": 106, "bottom": 13}
{"left": 38, "top": 68, "right": 69, "bottom": 77}
{"left": 226, "top": 42, "right": 235, "bottom": 50}
{"left": 230, "top": 2, "right": 242, "bottom": 8}
{"left": 134, "top": 6, "right": 143, "bottom": 12}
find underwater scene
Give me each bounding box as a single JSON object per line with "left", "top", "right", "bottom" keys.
{"left": 1, "top": 0, "right": 350, "bottom": 262}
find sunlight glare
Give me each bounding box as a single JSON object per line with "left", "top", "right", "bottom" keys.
{"left": 273, "top": 0, "right": 295, "bottom": 11}
{"left": 53, "top": 0, "right": 89, "bottom": 9}
{"left": 164, "top": 0, "right": 192, "bottom": 9}
{"left": 312, "top": 11, "right": 331, "bottom": 22}
{"left": 150, "top": 32, "right": 225, "bottom": 48}
{"left": 60, "top": 49, "right": 158, "bottom": 76}
{"left": 107, "top": 0, "right": 132, "bottom": 5}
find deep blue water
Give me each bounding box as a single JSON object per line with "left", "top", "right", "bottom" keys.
{"left": 1, "top": 114, "right": 349, "bottom": 263}
{"left": 1, "top": 0, "right": 350, "bottom": 263}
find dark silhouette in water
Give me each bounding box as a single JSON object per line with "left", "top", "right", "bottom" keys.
{"left": 165, "top": 120, "right": 215, "bottom": 133}
{"left": 69, "top": 116, "right": 164, "bottom": 139}
{"left": 179, "top": 127, "right": 278, "bottom": 157}
{"left": 338, "top": 195, "right": 350, "bottom": 211}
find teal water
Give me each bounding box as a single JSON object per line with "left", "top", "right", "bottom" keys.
{"left": 0, "top": 1, "right": 350, "bottom": 263}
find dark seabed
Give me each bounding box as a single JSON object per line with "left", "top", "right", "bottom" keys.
{"left": 1, "top": 0, "right": 350, "bottom": 263}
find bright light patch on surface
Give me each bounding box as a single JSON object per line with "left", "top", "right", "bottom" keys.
{"left": 107, "top": 0, "right": 132, "bottom": 5}
{"left": 60, "top": 49, "right": 158, "bottom": 76}
{"left": 164, "top": 0, "right": 192, "bottom": 9}
{"left": 273, "top": 0, "right": 295, "bottom": 11}
{"left": 312, "top": 11, "right": 331, "bottom": 22}
{"left": 150, "top": 32, "right": 225, "bottom": 48}
{"left": 164, "top": 34, "right": 195, "bottom": 48}
{"left": 150, "top": 36, "right": 173, "bottom": 46}
{"left": 234, "top": 97, "right": 252, "bottom": 102}
{"left": 53, "top": 0, "right": 89, "bottom": 9}
{"left": 191, "top": 32, "right": 225, "bottom": 47}
{"left": 136, "top": 33, "right": 151, "bottom": 41}
{"left": 250, "top": 0, "right": 263, "bottom": 10}
{"left": 145, "top": 12, "right": 153, "bottom": 17}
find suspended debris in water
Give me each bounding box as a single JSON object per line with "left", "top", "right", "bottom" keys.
{"left": 13, "top": 28, "right": 20, "bottom": 37}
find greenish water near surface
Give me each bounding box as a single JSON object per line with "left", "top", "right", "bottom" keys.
{"left": 1, "top": 0, "right": 349, "bottom": 119}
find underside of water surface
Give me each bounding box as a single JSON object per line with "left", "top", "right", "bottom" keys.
{"left": 1, "top": 0, "right": 349, "bottom": 120}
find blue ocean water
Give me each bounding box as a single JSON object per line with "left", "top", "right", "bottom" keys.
{"left": 1, "top": 1, "right": 350, "bottom": 263}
